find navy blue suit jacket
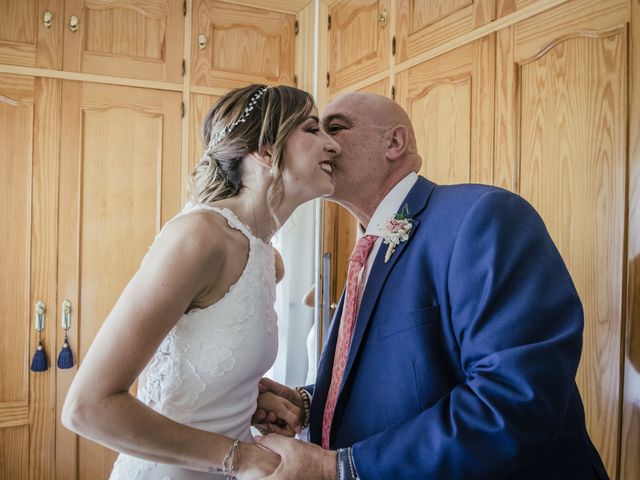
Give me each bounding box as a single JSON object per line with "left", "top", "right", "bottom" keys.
{"left": 308, "top": 177, "right": 608, "bottom": 479}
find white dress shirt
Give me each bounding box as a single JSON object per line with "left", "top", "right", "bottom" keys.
{"left": 356, "top": 172, "right": 418, "bottom": 306}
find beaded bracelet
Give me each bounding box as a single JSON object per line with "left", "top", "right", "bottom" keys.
{"left": 294, "top": 387, "right": 311, "bottom": 429}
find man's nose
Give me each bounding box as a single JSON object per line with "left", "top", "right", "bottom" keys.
{"left": 325, "top": 136, "right": 340, "bottom": 156}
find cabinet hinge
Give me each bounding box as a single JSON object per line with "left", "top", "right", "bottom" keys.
{"left": 182, "top": 59, "right": 186, "bottom": 76}
{"left": 183, "top": 0, "right": 187, "bottom": 16}
{"left": 328, "top": 15, "right": 331, "bottom": 30}
{"left": 391, "top": 86, "right": 395, "bottom": 100}
{"left": 294, "top": 20, "right": 299, "bottom": 35}
{"left": 181, "top": 102, "right": 185, "bottom": 118}
{"left": 293, "top": 75, "right": 298, "bottom": 86}
{"left": 392, "top": 36, "right": 396, "bottom": 56}
{"left": 326, "top": 72, "right": 330, "bottom": 87}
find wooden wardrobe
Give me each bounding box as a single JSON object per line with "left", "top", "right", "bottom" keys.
{"left": 0, "top": 0, "right": 638, "bottom": 478}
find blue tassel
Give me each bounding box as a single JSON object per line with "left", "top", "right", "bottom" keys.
{"left": 31, "top": 339, "right": 48, "bottom": 372}
{"left": 57, "top": 340, "right": 74, "bottom": 369}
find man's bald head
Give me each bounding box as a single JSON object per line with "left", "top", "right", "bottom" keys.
{"left": 320, "top": 92, "right": 422, "bottom": 226}
{"left": 326, "top": 92, "right": 418, "bottom": 153}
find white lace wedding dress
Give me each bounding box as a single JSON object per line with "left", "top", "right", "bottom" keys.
{"left": 109, "top": 203, "right": 278, "bottom": 479}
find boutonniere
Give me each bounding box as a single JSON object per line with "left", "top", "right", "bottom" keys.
{"left": 379, "top": 204, "right": 413, "bottom": 263}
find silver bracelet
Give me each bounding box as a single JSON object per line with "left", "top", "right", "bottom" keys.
{"left": 222, "top": 439, "right": 240, "bottom": 479}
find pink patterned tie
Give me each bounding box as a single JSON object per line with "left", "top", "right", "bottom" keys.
{"left": 322, "top": 234, "right": 378, "bottom": 449}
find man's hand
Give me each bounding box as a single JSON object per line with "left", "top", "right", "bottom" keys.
{"left": 252, "top": 378, "right": 304, "bottom": 437}
{"left": 256, "top": 391, "right": 302, "bottom": 436}
{"left": 257, "top": 434, "right": 337, "bottom": 480}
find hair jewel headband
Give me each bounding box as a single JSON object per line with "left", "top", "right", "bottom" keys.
{"left": 207, "top": 85, "right": 271, "bottom": 150}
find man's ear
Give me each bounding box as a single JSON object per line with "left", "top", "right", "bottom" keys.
{"left": 384, "top": 125, "right": 409, "bottom": 161}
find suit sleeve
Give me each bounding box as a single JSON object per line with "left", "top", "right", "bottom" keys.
{"left": 351, "top": 189, "right": 584, "bottom": 479}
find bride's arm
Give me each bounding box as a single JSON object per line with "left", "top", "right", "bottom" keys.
{"left": 61, "top": 212, "right": 278, "bottom": 477}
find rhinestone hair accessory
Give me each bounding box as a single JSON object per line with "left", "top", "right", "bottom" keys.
{"left": 207, "top": 85, "right": 271, "bottom": 150}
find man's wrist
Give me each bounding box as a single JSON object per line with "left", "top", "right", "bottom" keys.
{"left": 322, "top": 449, "right": 338, "bottom": 480}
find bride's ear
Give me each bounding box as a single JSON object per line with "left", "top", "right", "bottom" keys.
{"left": 248, "top": 148, "right": 273, "bottom": 171}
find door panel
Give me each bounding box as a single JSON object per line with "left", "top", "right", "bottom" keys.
{"left": 395, "top": 0, "right": 494, "bottom": 63}
{"left": 396, "top": 35, "right": 495, "bottom": 185}
{"left": 328, "top": 0, "right": 390, "bottom": 94}
{"left": 62, "top": 0, "right": 183, "bottom": 82}
{"left": 0, "top": 73, "right": 60, "bottom": 480}
{"left": 56, "top": 81, "right": 182, "bottom": 479}
{"left": 494, "top": 1, "right": 629, "bottom": 475}
{"left": 0, "top": 0, "right": 64, "bottom": 69}
{"left": 191, "top": 0, "right": 296, "bottom": 88}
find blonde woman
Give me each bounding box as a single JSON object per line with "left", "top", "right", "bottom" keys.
{"left": 62, "top": 84, "right": 340, "bottom": 479}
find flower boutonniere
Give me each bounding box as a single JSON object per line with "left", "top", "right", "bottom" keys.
{"left": 379, "top": 204, "right": 413, "bottom": 263}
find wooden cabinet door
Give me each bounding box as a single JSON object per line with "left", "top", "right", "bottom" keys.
{"left": 62, "top": 0, "right": 184, "bottom": 82}
{"left": 395, "top": 35, "right": 495, "bottom": 185}
{"left": 0, "top": 0, "right": 64, "bottom": 69}
{"left": 494, "top": 0, "right": 629, "bottom": 476}
{"left": 395, "top": 0, "right": 494, "bottom": 64}
{"left": 55, "top": 81, "right": 182, "bottom": 479}
{"left": 190, "top": 0, "right": 296, "bottom": 89}
{"left": 328, "top": 0, "right": 390, "bottom": 94}
{"left": 0, "top": 74, "right": 60, "bottom": 480}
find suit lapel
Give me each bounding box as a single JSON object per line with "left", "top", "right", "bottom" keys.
{"left": 338, "top": 177, "right": 436, "bottom": 395}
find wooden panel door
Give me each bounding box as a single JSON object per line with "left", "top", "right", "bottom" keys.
{"left": 0, "top": 74, "right": 60, "bottom": 480}
{"left": 56, "top": 81, "right": 182, "bottom": 479}
{"left": 328, "top": 0, "right": 391, "bottom": 94}
{"left": 395, "top": 35, "right": 495, "bottom": 185}
{"left": 0, "top": 0, "right": 64, "bottom": 68}
{"left": 191, "top": 0, "right": 296, "bottom": 89}
{"left": 395, "top": 0, "right": 494, "bottom": 64}
{"left": 494, "top": 0, "right": 629, "bottom": 476}
{"left": 62, "top": 0, "right": 184, "bottom": 82}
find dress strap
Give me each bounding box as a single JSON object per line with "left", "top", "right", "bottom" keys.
{"left": 183, "top": 202, "right": 255, "bottom": 241}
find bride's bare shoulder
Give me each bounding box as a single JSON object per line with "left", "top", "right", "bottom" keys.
{"left": 148, "top": 209, "right": 231, "bottom": 269}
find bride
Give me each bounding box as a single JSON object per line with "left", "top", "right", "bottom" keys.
{"left": 62, "top": 84, "right": 340, "bottom": 479}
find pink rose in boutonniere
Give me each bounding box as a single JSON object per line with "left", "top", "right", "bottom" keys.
{"left": 379, "top": 204, "right": 413, "bottom": 263}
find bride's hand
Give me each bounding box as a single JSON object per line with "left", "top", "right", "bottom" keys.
{"left": 255, "top": 391, "right": 302, "bottom": 437}
{"left": 235, "top": 441, "right": 280, "bottom": 480}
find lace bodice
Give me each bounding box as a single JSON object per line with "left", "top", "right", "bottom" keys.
{"left": 110, "top": 203, "right": 278, "bottom": 479}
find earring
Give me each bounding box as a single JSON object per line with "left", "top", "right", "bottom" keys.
{"left": 270, "top": 165, "right": 276, "bottom": 177}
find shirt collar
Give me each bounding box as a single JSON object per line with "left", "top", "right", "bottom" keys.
{"left": 363, "top": 172, "right": 418, "bottom": 237}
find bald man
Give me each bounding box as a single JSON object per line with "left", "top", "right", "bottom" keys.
{"left": 255, "top": 93, "right": 608, "bottom": 479}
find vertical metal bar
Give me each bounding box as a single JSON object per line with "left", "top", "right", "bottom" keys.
{"left": 322, "top": 253, "right": 332, "bottom": 343}
{"left": 313, "top": 198, "right": 324, "bottom": 368}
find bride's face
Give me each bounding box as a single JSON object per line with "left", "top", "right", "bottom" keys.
{"left": 280, "top": 107, "right": 340, "bottom": 204}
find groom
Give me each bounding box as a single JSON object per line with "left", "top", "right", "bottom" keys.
{"left": 255, "top": 93, "right": 608, "bottom": 479}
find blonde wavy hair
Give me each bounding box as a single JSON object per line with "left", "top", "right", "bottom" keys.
{"left": 190, "top": 84, "right": 315, "bottom": 220}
